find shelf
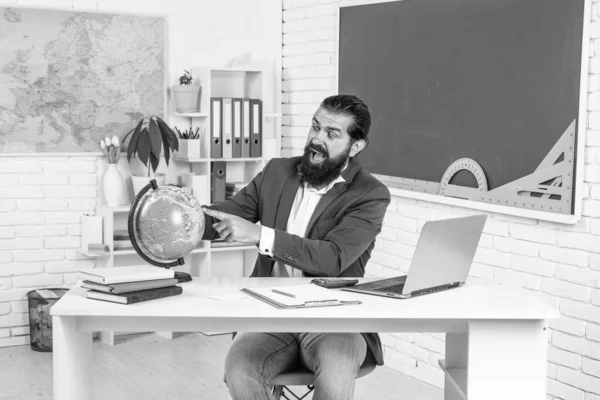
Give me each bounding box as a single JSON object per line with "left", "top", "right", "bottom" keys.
{"left": 210, "top": 244, "right": 257, "bottom": 252}
{"left": 113, "top": 248, "right": 137, "bottom": 255}
{"left": 173, "top": 157, "right": 265, "bottom": 163}
{"left": 438, "top": 360, "right": 468, "bottom": 400}
{"left": 210, "top": 67, "right": 263, "bottom": 73}
{"left": 103, "top": 205, "right": 131, "bottom": 213}
{"left": 173, "top": 156, "right": 210, "bottom": 163}
{"left": 212, "top": 157, "right": 264, "bottom": 162}
{"left": 77, "top": 248, "right": 110, "bottom": 258}
{"left": 113, "top": 246, "right": 209, "bottom": 256}
{"left": 174, "top": 112, "right": 208, "bottom": 118}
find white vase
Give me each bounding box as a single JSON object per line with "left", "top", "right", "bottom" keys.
{"left": 103, "top": 164, "right": 126, "bottom": 207}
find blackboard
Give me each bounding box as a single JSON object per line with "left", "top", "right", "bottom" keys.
{"left": 339, "top": 0, "right": 588, "bottom": 219}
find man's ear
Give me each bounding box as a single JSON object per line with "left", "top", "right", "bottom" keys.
{"left": 349, "top": 139, "right": 366, "bottom": 157}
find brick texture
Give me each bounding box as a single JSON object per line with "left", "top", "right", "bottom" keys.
{"left": 282, "top": 1, "right": 600, "bottom": 398}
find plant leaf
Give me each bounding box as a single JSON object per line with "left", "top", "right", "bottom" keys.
{"left": 136, "top": 128, "right": 151, "bottom": 167}
{"left": 149, "top": 152, "right": 160, "bottom": 174}
{"left": 161, "top": 133, "right": 171, "bottom": 166}
{"left": 156, "top": 117, "right": 179, "bottom": 152}
{"left": 149, "top": 118, "right": 162, "bottom": 161}
{"left": 126, "top": 119, "right": 144, "bottom": 162}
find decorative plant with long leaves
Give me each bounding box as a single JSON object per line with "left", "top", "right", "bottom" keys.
{"left": 122, "top": 116, "right": 179, "bottom": 177}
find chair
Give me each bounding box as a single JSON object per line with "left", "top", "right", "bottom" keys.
{"left": 269, "top": 363, "right": 376, "bottom": 400}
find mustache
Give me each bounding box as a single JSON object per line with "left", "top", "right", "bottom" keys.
{"left": 307, "top": 143, "right": 328, "bottom": 157}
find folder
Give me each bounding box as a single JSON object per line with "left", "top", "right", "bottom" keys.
{"left": 210, "top": 97, "right": 222, "bottom": 158}
{"left": 240, "top": 284, "right": 363, "bottom": 309}
{"left": 211, "top": 161, "right": 227, "bottom": 203}
{"left": 79, "top": 265, "right": 175, "bottom": 285}
{"left": 250, "top": 99, "right": 262, "bottom": 158}
{"left": 241, "top": 98, "right": 251, "bottom": 158}
{"left": 222, "top": 98, "right": 233, "bottom": 159}
{"left": 232, "top": 98, "right": 243, "bottom": 158}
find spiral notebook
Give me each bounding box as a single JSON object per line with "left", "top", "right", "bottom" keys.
{"left": 240, "top": 284, "right": 363, "bottom": 309}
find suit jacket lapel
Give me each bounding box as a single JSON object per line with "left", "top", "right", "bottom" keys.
{"left": 274, "top": 168, "right": 301, "bottom": 231}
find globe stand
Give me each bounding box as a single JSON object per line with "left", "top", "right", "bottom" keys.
{"left": 174, "top": 271, "right": 192, "bottom": 283}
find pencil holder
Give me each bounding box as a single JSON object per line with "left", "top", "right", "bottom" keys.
{"left": 178, "top": 139, "right": 201, "bottom": 159}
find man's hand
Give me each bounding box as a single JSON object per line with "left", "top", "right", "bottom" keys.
{"left": 203, "top": 208, "right": 261, "bottom": 244}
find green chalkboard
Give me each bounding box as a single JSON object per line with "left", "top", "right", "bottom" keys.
{"left": 339, "top": 0, "right": 587, "bottom": 217}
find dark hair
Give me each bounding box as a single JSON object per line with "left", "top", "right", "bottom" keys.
{"left": 320, "top": 94, "right": 371, "bottom": 147}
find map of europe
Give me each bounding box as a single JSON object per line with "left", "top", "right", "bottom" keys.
{"left": 0, "top": 7, "right": 165, "bottom": 153}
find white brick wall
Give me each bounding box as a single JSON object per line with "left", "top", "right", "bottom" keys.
{"left": 0, "top": 0, "right": 281, "bottom": 350}
{"left": 282, "top": 0, "right": 600, "bottom": 397}
{"left": 0, "top": 156, "right": 97, "bottom": 347}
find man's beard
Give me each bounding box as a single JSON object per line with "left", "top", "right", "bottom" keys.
{"left": 298, "top": 142, "right": 351, "bottom": 188}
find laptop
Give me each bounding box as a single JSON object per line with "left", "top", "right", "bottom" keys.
{"left": 343, "top": 214, "right": 487, "bottom": 299}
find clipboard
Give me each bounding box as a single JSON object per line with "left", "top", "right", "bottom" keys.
{"left": 240, "top": 284, "right": 362, "bottom": 309}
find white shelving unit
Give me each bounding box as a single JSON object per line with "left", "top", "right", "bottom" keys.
{"left": 81, "top": 64, "right": 281, "bottom": 344}
{"left": 169, "top": 65, "right": 281, "bottom": 280}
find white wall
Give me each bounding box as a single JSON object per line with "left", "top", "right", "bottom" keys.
{"left": 0, "top": 0, "right": 281, "bottom": 347}
{"left": 282, "top": 0, "right": 600, "bottom": 399}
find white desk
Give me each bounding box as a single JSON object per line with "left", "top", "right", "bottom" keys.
{"left": 51, "top": 278, "right": 558, "bottom": 400}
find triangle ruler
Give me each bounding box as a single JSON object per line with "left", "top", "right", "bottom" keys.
{"left": 440, "top": 119, "right": 576, "bottom": 214}
{"left": 375, "top": 120, "right": 577, "bottom": 215}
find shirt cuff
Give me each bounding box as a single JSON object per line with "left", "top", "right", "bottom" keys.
{"left": 257, "top": 226, "right": 275, "bottom": 257}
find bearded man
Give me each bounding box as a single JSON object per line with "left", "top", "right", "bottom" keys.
{"left": 202, "top": 94, "right": 391, "bottom": 400}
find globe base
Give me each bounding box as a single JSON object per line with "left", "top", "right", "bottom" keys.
{"left": 174, "top": 271, "right": 193, "bottom": 283}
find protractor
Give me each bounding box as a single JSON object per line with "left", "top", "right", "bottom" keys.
{"left": 439, "top": 158, "right": 488, "bottom": 195}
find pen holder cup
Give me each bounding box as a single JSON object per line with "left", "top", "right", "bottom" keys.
{"left": 178, "top": 139, "right": 201, "bottom": 159}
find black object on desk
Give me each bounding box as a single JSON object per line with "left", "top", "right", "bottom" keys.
{"left": 311, "top": 278, "right": 359, "bottom": 289}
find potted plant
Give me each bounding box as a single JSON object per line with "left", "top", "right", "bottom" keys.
{"left": 122, "top": 116, "right": 179, "bottom": 194}
{"left": 172, "top": 70, "right": 202, "bottom": 113}
{"left": 174, "top": 126, "right": 203, "bottom": 159}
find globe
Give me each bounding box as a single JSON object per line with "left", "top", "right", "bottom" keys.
{"left": 128, "top": 179, "right": 204, "bottom": 280}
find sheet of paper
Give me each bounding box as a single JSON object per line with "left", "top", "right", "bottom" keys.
{"left": 208, "top": 292, "right": 248, "bottom": 301}
{"left": 244, "top": 284, "right": 362, "bottom": 307}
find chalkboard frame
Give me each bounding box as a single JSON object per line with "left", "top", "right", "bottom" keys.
{"left": 336, "top": 0, "right": 591, "bottom": 224}
{"left": 0, "top": 6, "right": 169, "bottom": 157}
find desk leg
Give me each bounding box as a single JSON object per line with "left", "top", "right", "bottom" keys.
{"left": 53, "top": 316, "right": 93, "bottom": 400}
{"left": 466, "top": 320, "right": 547, "bottom": 400}
{"left": 444, "top": 332, "right": 468, "bottom": 400}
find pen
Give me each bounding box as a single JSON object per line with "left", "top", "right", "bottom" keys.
{"left": 272, "top": 289, "right": 296, "bottom": 298}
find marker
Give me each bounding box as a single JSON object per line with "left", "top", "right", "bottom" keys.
{"left": 272, "top": 289, "right": 295, "bottom": 298}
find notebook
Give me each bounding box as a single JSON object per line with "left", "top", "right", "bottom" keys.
{"left": 81, "top": 277, "right": 179, "bottom": 294}
{"left": 87, "top": 285, "right": 182, "bottom": 304}
{"left": 79, "top": 265, "right": 175, "bottom": 285}
{"left": 241, "top": 284, "right": 363, "bottom": 309}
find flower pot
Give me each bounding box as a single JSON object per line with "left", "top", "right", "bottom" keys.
{"left": 102, "top": 164, "right": 126, "bottom": 207}
{"left": 178, "top": 139, "right": 201, "bottom": 159}
{"left": 173, "top": 85, "right": 201, "bottom": 113}
{"left": 132, "top": 174, "right": 166, "bottom": 196}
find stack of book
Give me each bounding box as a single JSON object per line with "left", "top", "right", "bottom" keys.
{"left": 79, "top": 265, "right": 182, "bottom": 304}
{"left": 112, "top": 230, "right": 132, "bottom": 250}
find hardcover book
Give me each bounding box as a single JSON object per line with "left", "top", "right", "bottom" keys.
{"left": 81, "top": 277, "right": 179, "bottom": 294}
{"left": 86, "top": 285, "right": 183, "bottom": 304}
{"left": 79, "top": 265, "right": 175, "bottom": 285}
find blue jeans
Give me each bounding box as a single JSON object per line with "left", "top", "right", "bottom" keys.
{"left": 224, "top": 332, "right": 368, "bottom": 400}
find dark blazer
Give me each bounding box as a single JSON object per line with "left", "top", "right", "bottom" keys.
{"left": 202, "top": 156, "right": 391, "bottom": 366}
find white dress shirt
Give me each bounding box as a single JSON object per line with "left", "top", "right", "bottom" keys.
{"left": 258, "top": 174, "right": 346, "bottom": 277}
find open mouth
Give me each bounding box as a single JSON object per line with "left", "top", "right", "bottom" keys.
{"left": 310, "top": 148, "right": 326, "bottom": 163}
